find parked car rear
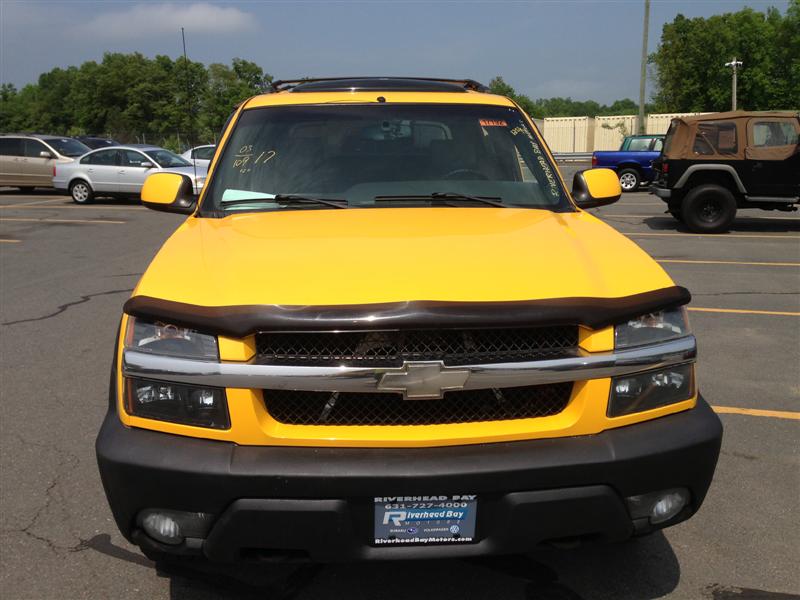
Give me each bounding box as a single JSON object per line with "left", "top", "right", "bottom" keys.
{"left": 0, "top": 134, "right": 90, "bottom": 190}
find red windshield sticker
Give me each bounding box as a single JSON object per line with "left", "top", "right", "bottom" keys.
{"left": 480, "top": 119, "right": 507, "bottom": 127}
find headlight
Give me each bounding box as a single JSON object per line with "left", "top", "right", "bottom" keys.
{"left": 608, "top": 363, "right": 695, "bottom": 417}
{"left": 123, "top": 317, "right": 227, "bottom": 428}
{"left": 125, "top": 316, "right": 218, "bottom": 359}
{"left": 125, "top": 378, "right": 229, "bottom": 429}
{"left": 614, "top": 307, "right": 690, "bottom": 349}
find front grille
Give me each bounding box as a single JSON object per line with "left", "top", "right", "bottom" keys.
{"left": 262, "top": 383, "right": 572, "bottom": 426}
{"left": 255, "top": 326, "right": 577, "bottom": 367}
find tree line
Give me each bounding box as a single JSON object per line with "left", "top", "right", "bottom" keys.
{"left": 0, "top": 1, "right": 796, "bottom": 149}
{"left": 0, "top": 54, "right": 272, "bottom": 149}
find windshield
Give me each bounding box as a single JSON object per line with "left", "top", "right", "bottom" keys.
{"left": 145, "top": 149, "right": 192, "bottom": 168}
{"left": 202, "top": 104, "right": 569, "bottom": 212}
{"left": 46, "top": 138, "right": 90, "bottom": 157}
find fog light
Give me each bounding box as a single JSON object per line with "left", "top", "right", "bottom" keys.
{"left": 626, "top": 488, "right": 689, "bottom": 525}
{"left": 137, "top": 509, "right": 215, "bottom": 546}
{"left": 141, "top": 512, "right": 182, "bottom": 545}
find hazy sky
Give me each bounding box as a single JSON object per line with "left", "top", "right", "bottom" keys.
{"left": 0, "top": 0, "right": 790, "bottom": 103}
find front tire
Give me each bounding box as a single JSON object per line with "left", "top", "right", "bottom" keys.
{"left": 618, "top": 169, "right": 640, "bottom": 193}
{"left": 70, "top": 180, "right": 93, "bottom": 204}
{"left": 681, "top": 184, "right": 737, "bottom": 233}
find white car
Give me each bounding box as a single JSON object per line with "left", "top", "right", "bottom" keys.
{"left": 180, "top": 144, "right": 216, "bottom": 169}
{"left": 53, "top": 145, "right": 207, "bottom": 204}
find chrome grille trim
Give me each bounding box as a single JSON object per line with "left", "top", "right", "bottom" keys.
{"left": 122, "top": 335, "right": 696, "bottom": 397}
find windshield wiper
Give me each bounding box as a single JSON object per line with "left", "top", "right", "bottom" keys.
{"left": 374, "top": 192, "right": 506, "bottom": 207}
{"left": 220, "top": 194, "right": 348, "bottom": 210}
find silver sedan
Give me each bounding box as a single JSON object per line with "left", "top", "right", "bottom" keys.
{"left": 53, "top": 145, "right": 207, "bottom": 204}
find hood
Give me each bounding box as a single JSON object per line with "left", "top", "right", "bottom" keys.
{"left": 133, "top": 207, "right": 674, "bottom": 308}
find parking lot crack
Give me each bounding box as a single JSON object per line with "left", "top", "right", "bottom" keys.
{"left": 2, "top": 288, "right": 133, "bottom": 326}
{"left": 1, "top": 434, "right": 81, "bottom": 554}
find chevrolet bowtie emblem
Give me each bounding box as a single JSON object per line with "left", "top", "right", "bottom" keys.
{"left": 377, "top": 361, "right": 470, "bottom": 400}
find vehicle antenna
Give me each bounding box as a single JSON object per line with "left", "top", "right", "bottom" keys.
{"left": 181, "top": 27, "right": 198, "bottom": 193}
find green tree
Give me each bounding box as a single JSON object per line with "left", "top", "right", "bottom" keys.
{"left": 202, "top": 59, "right": 272, "bottom": 137}
{"left": 489, "top": 76, "right": 649, "bottom": 118}
{"left": 0, "top": 53, "right": 272, "bottom": 147}
{"left": 650, "top": 1, "right": 800, "bottom": 111}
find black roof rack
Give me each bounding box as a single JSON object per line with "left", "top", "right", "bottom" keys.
{"left": 269, "top": 77, "right": 490, "bottom": 94}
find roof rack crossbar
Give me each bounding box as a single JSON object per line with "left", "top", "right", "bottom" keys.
{"left": 269, "top": 77, "right": 489, "bottom": 93}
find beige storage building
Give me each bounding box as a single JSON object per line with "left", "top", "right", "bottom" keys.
{"left": 646, "top": 113, "right": 710, "bottom": 135}
{"left": 542, "top": 117, "right": 595, "bottom": 153}
{"left": 593, "top": 115, "right": 639, "bottom": 151}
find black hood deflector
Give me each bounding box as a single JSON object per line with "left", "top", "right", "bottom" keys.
{"left": 123, "top": 286, "right": 691, "bottom": 338}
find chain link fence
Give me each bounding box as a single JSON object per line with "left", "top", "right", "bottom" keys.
{"left": 94, "top": 132, "right": 218, "bottom": 153}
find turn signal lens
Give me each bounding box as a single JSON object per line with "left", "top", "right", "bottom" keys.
{"left": 608, "top": 364, "right": 694, "bottom": 417}
{"left": 125, "top": 378, "right": 230, "bottom": 429}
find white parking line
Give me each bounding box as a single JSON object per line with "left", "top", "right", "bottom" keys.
{"left": 0, "top": 198, "right": 66, "bottom": 208}
{"left": 623, "top": 232, "right": 800, "bottom": 240}
{"left": 658, "top": 259, "right": 800, "bottom": 267}
{"left": 0, "top": 217, "right": 126, "bottom": 225}
{"left": 606, "top": 213, "right": 800, "bottom": 221}
{"left": 0, "top": 204, "right": 146, "bottom": 211}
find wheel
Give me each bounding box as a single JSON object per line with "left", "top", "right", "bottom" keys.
{"left": 618, "top": 169, "right": 640, "bottom": 193}
{"left": 681, "top": 184, "right": 737, "bottom": 233}
{"left": 70, "top": 180, "right": 93, "bottom": 204}
{"left": 17, "top": 186, "right": 35, "bottom": 193}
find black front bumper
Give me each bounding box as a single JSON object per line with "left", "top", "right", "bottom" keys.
{"left": 96, "top": 398, "right": 722, "bottom": 562}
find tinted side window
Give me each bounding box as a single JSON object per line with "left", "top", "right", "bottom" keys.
{"left": 695, "top": 121, "right": 738, "bottom": 155}
{"left": 122, "top": 150, "right": 149, "bottom": 167}
{"left": 83, "top": 150, "right": 119, "bottom": 166}
{"left": 628, "top": 138, "right": 651, "bottom": 151}
{"left": 194, "top": 147, "right": 215, "bottom": 160}
{"left": 751, "top": 120, "right": 798, "bottom": 147}
{"left": 0, "top": 138, "right": 23, "bottom": 156}
{"left": 652, "top": 138, "right": 664, "bottom": 152}
{"left": 23, "top": 139, "right": 49, "bottom": 158}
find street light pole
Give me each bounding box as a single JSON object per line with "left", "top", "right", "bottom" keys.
{"left": 724, "top": 58, "right": 743, "bottom": 111}
{"left": 638, "top": 0, "right": 650, "bottom": 134}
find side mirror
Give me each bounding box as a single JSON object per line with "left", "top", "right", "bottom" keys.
{"left": 571, "top": 168, "right": 622, "bottom": 209}
{"left": 139, "top": 161, "right": 154, "bottom": 169}
{"left": 39, "top": 151, "right": 52, "bottom": 159}
{"left": 141, "top": 172, "right": 197, "bottom": 215}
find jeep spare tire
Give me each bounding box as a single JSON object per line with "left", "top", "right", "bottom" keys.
{"left": 681, "top": 184, "right": 737, "bottom": 233}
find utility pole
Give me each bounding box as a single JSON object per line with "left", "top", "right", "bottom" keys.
{"left": 638, "top": 0, "right": 650, "bottom": 134}
{"left": 724, "top": 58, "right": 743, "bottom": 111}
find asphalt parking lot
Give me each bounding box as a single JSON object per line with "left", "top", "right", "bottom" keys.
{"left": 1, "top": 178, "right": 798, "bottom": 600}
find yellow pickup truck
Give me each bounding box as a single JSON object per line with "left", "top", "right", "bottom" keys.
{"left": 96, "top": 77, "right": 721, "bottom": 564}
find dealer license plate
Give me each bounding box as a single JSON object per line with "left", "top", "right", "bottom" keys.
{"left": 373, "top": 494, "right": 477, "bottom": 546}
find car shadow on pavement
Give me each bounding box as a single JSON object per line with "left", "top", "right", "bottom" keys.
{"left": 640, "top": 215, "right": 800, "bottom": 234}
{"left": 149, "top": 533, "right": 679, "bottom": 600}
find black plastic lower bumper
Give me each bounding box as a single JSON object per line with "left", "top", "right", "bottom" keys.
{"left": 650, "top": 184, "right": 673, "bottom": 200}
{"left": 96, "top": 397, "right": 722, "bottom": 562}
